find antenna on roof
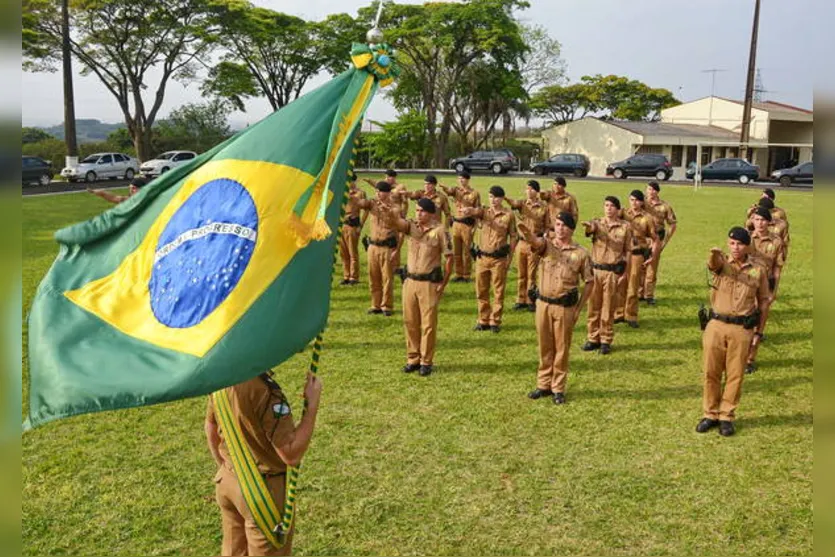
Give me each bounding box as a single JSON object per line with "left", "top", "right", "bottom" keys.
{"left": 700, "top": 68, "right": 727, "bottom": 126}
{"left": 753, "top": 68, "right": 767, "bottom": 102}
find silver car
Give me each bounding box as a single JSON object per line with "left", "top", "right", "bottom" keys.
{"left": 61, "top": 152, "right": 139, "bottom": 183}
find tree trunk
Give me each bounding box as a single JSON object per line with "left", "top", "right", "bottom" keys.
{"left": 61, "top": 0, "right": 78, "bottom": 157}
{"left": 436, "top": 116, "right": 452, "bottom": 168}
{"left": 132, "top": 124, "right": 154, "bottom": 163}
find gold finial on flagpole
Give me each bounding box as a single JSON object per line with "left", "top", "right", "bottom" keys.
{"left": 366, "top": 0, "right": 385, "bottom": 44}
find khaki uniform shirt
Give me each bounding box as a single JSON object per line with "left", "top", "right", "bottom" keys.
{"left": 404, "top": 221, "right": 453, "bottom": 274}
{"left": 587, "top": 218, "right": 632, "bottom": 264}
{"left": 358, "top": 198, "right": 399, "bottom": 241}
{"left": 646, "top": 199, "right": 677, "bottom": 232}
{"left": 621, "top": 208, "right": 657, "bottom": 250}
{"left": 477, "top": 207, "right": 517, "bottom": 252}
{"left": 707, "top": 252, "right": 769, "bottom": 316}
{"left": 206, "top": 374, "right": 294, "bottom": 476}
{"left": 745, "top": 216, "right": 790, "bottom": 249}
{"left": 391, "top": 184, "right": 409, "bottom": 216}
{"left": 409, "top": 189, "right": 452, "bottom": 221}
{"left": 343, "top": 187, "right": 367, "bottom": 223}
{"left": 747, "top": 203, "right": 788, "bottom": 223}
{"left": 750, "top": 231, "right": 785, "bottom": 276}
{"left": 448, "top": 187, "right": 481, "bottom": 218}
{"left": 537, "top": 240, "right": 593, "bottom": 299}
{"left": 541, "top": 190, "right": 579, "bottom": 222}
{"left": 509, "top": 198, "right": 548, "bottom": 236}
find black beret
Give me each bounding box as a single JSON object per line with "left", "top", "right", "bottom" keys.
{"left": 130, "top": 176, "right": 148, "bottom": 188}
{"left": 348, "top": 172, "right": 357, "bottom": 182}
{"left": 458, "top": 170, "right": 471, "bottom": 179}
{"left": 489, "top": 185, "right": 505, "bottom": 197}
{"left": 417, "top": 197, "right": 436, "bottom": 214}
{"left": 527, "top": 179, "right": 540, "bottom": 192}
{"left": 375, "top": 181, "right": 392, "bottom": 192}
{"left": 647, "top": 181, "right": 660, "bottom": 192}
{"left": 728, "top": 226, "right": 751, "bottom": 246}
{"left": 762, "top": 188, "right": 775, "bottom": 200}
{"left": 629, "top": 189, "right": 644, "bottom": 202}
{"left": 556, "top": 211, "right": 576, "bottom": 230}
{"left": 554, "top": 175, "right": 567, "bottom": 186}
{"left": 753, "top": 206, "right": 772, "bottom": 221}
{"left": 424, "top": 174, "right": 437, "bottom": 184}
{"left": 604, "top": 195, "right": 621, "bottom": 210}
{"left": 385, "top": 169, "right": 398, "bottom": 177}
{"left": 758, "top": 197, "right": 775, "bottom": 210}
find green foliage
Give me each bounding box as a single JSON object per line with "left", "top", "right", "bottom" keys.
{"left": 530, "top": 83, "right": 595, "bottom": 126}
{"left": 22, "top": 179, "right": 812, "bottom": 555}
{"left": 364, "top": 111, "right": 429, "bottom": 168}
{"left": 519, "top": 23, "right": 567, "bottom": 93}
{"left": 201, "top": 61, "right": 259, "bottom": 113}
{"left": 22, "top": 135, "right": 136, "bottom": 171}
{"left": 106, "top": 128, "right": 135, "bottom": 153}
{"left": 22, "top": 127, "right": 53, "bottom": 144}
{"left": 21, "top": 138, "right": 67, "bottom": 171}
{"left": 37, "top": 119, "right": 125, "bottom": 143}
{"left": 153, "top": 100, "right": 233, "bottom": 154}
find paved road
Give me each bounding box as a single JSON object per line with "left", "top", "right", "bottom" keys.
{"left": 21, "top": 172, "right": 812, "bottom": 197}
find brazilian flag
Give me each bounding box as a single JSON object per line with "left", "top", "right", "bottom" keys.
{"left": 25, "top": 43, "right": 398, "bottom": 429}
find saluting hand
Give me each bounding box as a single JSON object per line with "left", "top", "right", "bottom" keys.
{"left": 303, "top": 372, "right": 323, "bottom": 409}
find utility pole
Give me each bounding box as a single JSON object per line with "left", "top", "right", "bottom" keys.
{"left": 61, "top": 0, "right": 79, "bottom": 167}
{"left": 739, "top": 0, "right": 761, "bottom": 161}
{"left": 701, "top": 68, "right": 727, "bottom": 126}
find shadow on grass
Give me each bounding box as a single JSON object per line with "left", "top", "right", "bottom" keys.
{"left": 740, "top": 412, "right": 812, "bottom": 430}
{"left": 577, "top": 375, "right": 810, "bottom": 401}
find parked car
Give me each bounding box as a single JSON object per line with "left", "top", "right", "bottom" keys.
{"left": 22, "top": 156, "right": 53, "bottom": 187}
{"left": 685, "top": 158, "right": 760, "bottom": 184}
{"left": 449, "top": 149, "right": 518, "bottom": 175}
{"left": 61, "top": 152, "right": 139, "bottom": 183}
{"left": 140, "top": 150, "right": 198, "bottom": 177}
{"left": 770, "top": 161, "right": 813, "bottom": 186}
{"left": 530, "top": 153, "right": 590, "bottom": 177}
{"left": 605, "top": 153, "right": 672, "bottom": 181}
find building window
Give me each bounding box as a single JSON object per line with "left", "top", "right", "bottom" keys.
{"left": 716, "top": 147, "right": 726, "bottom": 159}
{"left": 636, "top": 145, "right": 663, "bottom": 154}
{"left": 701, "top": 146, "right": 713, "bottom": 166}
{"left": 728, "top": 147, "right": 739, "bottom": 158}
{"left": 671, "top": 145, "right": 683, "bottom": 166}
{"left": 686, "top": 146, "right": 697, "bottom": 166}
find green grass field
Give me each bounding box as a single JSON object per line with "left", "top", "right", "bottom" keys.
{"left": 22, "top": 176, "right": 813, "bottom": 556}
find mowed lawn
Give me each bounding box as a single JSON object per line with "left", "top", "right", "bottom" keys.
{"left": 22, "top": 176, "right": 813, "bottom": 556}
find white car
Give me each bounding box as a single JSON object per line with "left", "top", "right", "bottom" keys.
{"left": 140, "top": 151, "right": 198, "bottom": 177}
{"left": 62, "top": 152, "right": 139, "bottom": 183}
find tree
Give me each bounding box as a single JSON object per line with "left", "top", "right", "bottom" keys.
{"left": 206, "top": 3, "right": 324, "bottom": 112}
{"left": 23, "top": 0, "right": 220, "bottom": 161}
{"left": 529, "top": 83, "right": 595, "bottom": 126}
{"left": 153, "top": 100, "right": 233, "bottom": 154}
{"left": 580, "top": 74, "right": 680, "bottom": 121}
{"left": 364, "top": 111, "right": 429, "bottom": 168}
{"left": 22, "top": 127, "right": 54, "bottom": 144}
{"left": 519, "top": 24, "right": 566, "bottom": 94}
{"left": 60, "top": 0, "right": 78, "bottom": 159}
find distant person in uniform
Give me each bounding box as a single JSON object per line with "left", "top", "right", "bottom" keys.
{"left": 641, "top": 181, "right": 677, "bottom": 305}
{"left": 746, "top": 188, "right": 788, "bottom": 222}
{"left": 505, "top": 180, "right": 548, "bottom": 311}
{"left": 406, "top": 175, "right": 452, "bottom": 225}
{"left": 364, "top": 169, "right": 409, "bottom": 273}
{"left": 747, "top": 196, "right": 791, "bottom": 261}
{"left": 581, "top": 196, "right": 631, "bottom": 355}
{"left": 338, "top": 173, "right": 367, "bottom": 285}
{"left": 614, "top": 190, "right": 658, "bottom": 328}
{"left": 440, "top": 172, "right": 481, "bottom": 282}
{"left": 539, "top": 175, "right": 579, "bottom": 228}
{"left": 356, "top": 181, "right": 400, "bottom": 316}
{"left": 386, "top": 197, "right": 454, "bottom": 377}
{"left": 697, "top": 227, "right": 768, "bottom": 437}
{"left": 461, "top": 185, "right": 517, "bottom": 333}
{"left": 87, "top": 175, "right": 147, "bottom": 203}
{"left": 518, "top": 212, "right": 593, "bottom": 404}
{"left": 205, "top": 371, "right": 322, "bottom": 556}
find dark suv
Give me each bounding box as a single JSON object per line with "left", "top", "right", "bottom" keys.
{"left": 530, "top": 153, "right": 590, "bottom": 177}
{"left": 606, "top": 154, "right": 672, "bottom": 181}
{"left": 22, "top": 156, "right": 54, "bottom": 187}
{"left": 770, "top": 161, "right": 812, "bottom": 186}
{"left": 449, "top": 149, "right": 518, "bottom": 174}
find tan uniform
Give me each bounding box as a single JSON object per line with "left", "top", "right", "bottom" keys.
{"left": 338, "top": 187, "right": 367, "bottom": 282}
{"left": 703, "top": 252, "right": 768, "bottom": 421}
{"left": 642, "top": 198, "right": 676, "bottom": 299}
{"left": 747, "top": 203, "right": 788, "bottom": 223}
{"left": 615, "top": 208, "right": 657, "bottom": 322}
{"left": 402, "top": 221, "right": 453, "bottom": 366}
{"left": 508, "top": 198, "right": 548, "bottom": 305}
{"left": 207, "top": 375, "right": 295, "bottom": 556}
{"left": 586, "top": 218, "right": 631, "bottom": 345}
{"left": 747, "top": 216, "right": 790, "bottom": 260}
{"left": 534, "top": 240, "right": 593, "bottom": 393}
{"left": 540, "top": 189, "right": 579, "bottom": 226}
{"left": 358, "top": 198, "right": 400, "bottom": 312}
{"left": 447, "top": 187, "right": 481, "bottom": 279}
{"left": 407, "top": 189, "right": 452, "bottom": 224}
{"left": 390, "top": 184, "right": 410, "bottom": 270}
{"left": 474, "top": 206, "right": 517, "bottom": 326}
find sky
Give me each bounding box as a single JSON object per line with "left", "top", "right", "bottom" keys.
{"left": 21, "top": 0, "right": 823, "bottom": 129}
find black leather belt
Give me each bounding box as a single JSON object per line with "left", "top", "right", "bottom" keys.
{"left": 479, "top": 245, "right": 511, "bottom": 259}
{"left": 631, "top": 247, "right": 651, "bottom": 258}
{"left": 344, "top": 215, "right": 361, "bottom": 227}
{"left": 405, "top": 267, "right": 443, "bottom": 283}
{"left": 452, "top": 216, "right": 476, "bottom": 226}
{"left": 538, "top": 288, "right": 579, "bottom": 307}
{"left": 368, "top": 236, "right": 397, "bottom": 248}
{"left": 592, "top": 261, "right": 626, "bottom": 274}
{"left": 709, "top": 311, "right": 759, "bottom": 329}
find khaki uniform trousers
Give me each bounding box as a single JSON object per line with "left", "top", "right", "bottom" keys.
{"left": 536, "top": 300, "right": 576, "bottom": 393}
{"left": 215, "top": 465, "right": 294, "bottom": 556}
{"left": 452, "top": 222, "right": 475, "bottom": 279}
{"left": 368, "top": 245, "right": 395, "bottom": 311}
{"left": 641, "top": 249, "right": 662, "bottom": 299}
{"left": 515, "top": 240, "right": 540, "bottom": 304}
{"left": 586, "top": 269, "right": 618, "bottom": 344}
{"left": 339, "top": 225, "right": 361, "bottom": 281}
{"left": 702, "top": 320, "right": 754, "bottom": 421}
{"left": 476, "top": 255, "right": 510, "bottom": 326}
{"left": 402, "top": 279, "right": 440, "bottom": 366}
{"left": 615, "top": 253, "right": 646, "bottom": 321}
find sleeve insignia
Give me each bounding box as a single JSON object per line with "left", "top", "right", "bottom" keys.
{"left": 272, "top": 402, "right": 291, "bottom": 418}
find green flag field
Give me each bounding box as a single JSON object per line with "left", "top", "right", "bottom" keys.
{"left": 23, "top": 176, "right": 812, "bottom": 555}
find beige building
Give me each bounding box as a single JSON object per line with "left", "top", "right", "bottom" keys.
{"left": 540, "top": 96, "right": 813, "bottom": 179}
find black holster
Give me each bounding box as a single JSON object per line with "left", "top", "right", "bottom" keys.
{"left": 361, "top": 236, "right": 370, "bottom": 251}
{"left": 345, "top": 215, "right": 361, "bottom": 228}
{"left": 528, "top": 285, "right": 539, "bottom": 302}
{"left": 743, "top": 309, "right": 761, "bottom": 330}
{"left": 657, "top": 228, "right": 666, "bottom": 241}
{"left": 470, "top": 245, "right": 481, "bottom": 260}
{"left": 698, "top": 304, "right": 710, "bottom": 331}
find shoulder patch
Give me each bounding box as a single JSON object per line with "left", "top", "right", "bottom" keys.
{"left": 272, "top": 401, "right": 291, "bottom": 418}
